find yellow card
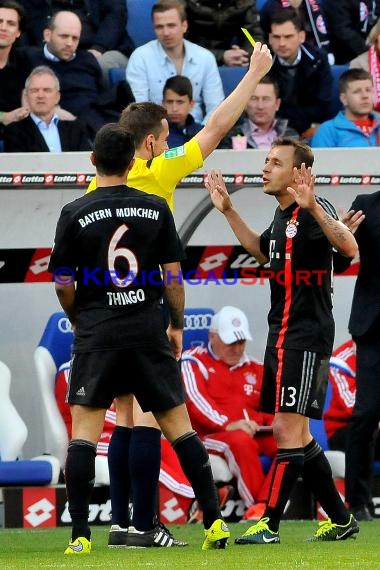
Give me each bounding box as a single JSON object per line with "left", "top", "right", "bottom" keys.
{"left": 241, "top": 27, "right": 256, "bottom": 46}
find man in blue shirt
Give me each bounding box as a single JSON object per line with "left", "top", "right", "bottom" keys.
{"left": 311, "top": 68, "right": 380, "bottom": 147}
{"left": 126, "top": 0, "right": 224, "bottom": 124}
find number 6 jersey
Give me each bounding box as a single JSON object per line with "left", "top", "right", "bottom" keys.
{"left": 49, "top": 185, "right": 184, "bottom": 352}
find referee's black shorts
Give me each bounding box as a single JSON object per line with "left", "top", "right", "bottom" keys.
{"left": 261, "top": 346, "right": 330, "bottom": 419}
{"left": 67, "top": 339, "right": 185, "bottom": 413}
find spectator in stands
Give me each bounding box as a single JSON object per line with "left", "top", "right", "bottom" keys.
{"left": 162, "top": 75, "right": 202, "bottom": 148}
{"left": 350, "top": 18, "right": 380, "bottom": 112}
{"left": 259, "top": 0, "right": 334, "bottom": 63}
{"left": 267, "top": 8, "right": 334, "bottom": 136}
{"left": 324, "top": 339, "right": 380, "bottom": 521}
{"left": 28, "top": 10, "right": 134, "bottom": 141}
{"left": 0, "top": 0, "right": 32, "bottom": 138}
{"left": 4, "top": 66, "right": 91, "bottom": 152}
{"left": 184, "top": 0, "right": 264, "bottom": 67}
{"left": 324, "top": 0, "right": 380, "bottom": 64}
{"left": 182, "top": 306, "right": 277, "bottom": 518}
{"left": 311, "top": 68, "right": 380, "bottom": 147}
{"left": 219, "top": 75, "right": 299, "bottom": 149}
{"left": 19, "top": 0, "right": 134, "bottom": 85}
{"left": 126, "top": 0, "right": 224, "bottom": 124}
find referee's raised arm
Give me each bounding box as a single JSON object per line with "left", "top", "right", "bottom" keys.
{"left": 195, "top": 42, "right": 273, "bottom": 159}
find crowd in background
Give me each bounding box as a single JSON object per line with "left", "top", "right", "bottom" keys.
{"left": 1, "top": 0, "right": 380, "bottom": 151}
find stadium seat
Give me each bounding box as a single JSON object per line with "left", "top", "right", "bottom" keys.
{"left": 0, "top": 360, "right": 59, "bottom": 485}
{"left": 127, "top": 0, "right": 156, "bottom": 47}
{"left": 218, "top": 66, "right": 248, "bottom": 97}
{"left": 331, "top": 64, "right": 349, "bottom": 116}
{"left": 34, "top": 312, "right": 73, "bottom": 467}
{"left": 0, "top": 360, "right": 28, "bottom": 461}
{"left": 256, "top": 0, "right": 268, "bottom": 10}
{"left": 109, "top": 67, "right": 126, "bottom": 86}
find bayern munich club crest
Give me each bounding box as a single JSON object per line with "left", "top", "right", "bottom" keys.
{"left": 285, "top": 219, "right": 299, "bottom": 238}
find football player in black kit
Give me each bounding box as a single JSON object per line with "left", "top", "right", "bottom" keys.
{"left": 48, "top": 123, "right": 230, "bottom": 554}
{"left": 205, "top": 138, "right": 359, "bottom": 544}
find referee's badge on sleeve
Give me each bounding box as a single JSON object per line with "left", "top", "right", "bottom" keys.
{"left": 164, "top": 146, "right": 185, "bottom": 159}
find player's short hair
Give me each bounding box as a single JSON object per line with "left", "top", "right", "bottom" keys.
{"left": 272, "top": 138, "right": 314, "bottom": 168}
{"left": 339, "top": 68, "right": 373, "bottom": 93}
{"left": 0, "top": 0, "right": 26, "bottom": 32}
{"left": 119, "top": 102, "right": 168, "bottom": 146}
{"left": 270, "top": 7, "right": 303, "bottom": 32}
{"left": 163, "top": 75, "right": 193, "bottom": 99}
{"left": 25, "top": 65, "right": 60, "bottom": 91}
{"left": 258, "top": 75, "right": 280, "bottom": 98}
{"left": 152, "top": 0, "right": 186, "bottom": 22}
{"left": 93, "top": 123, "right": 135, "bottom": 176}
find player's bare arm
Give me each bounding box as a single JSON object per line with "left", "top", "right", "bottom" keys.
{"left": 195, "top": 42, "right": 273, "bottom": 159}
{"left": 205, "top": 169, "right": 268, "bottom": 266}
{"left": 287, "top": 163, "right": 358, "bottom": 259}
{"left": 163, "top": 261, "right": 184, "bottom": 361}
{"left": 55, "top": 281, "right": 76, "bottom": 328}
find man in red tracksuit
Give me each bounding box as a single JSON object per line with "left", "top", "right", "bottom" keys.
{"left": 182, "top": 306, "right": 277, "bottom": 511}
{"left": 324, "top": 340, "right": 380, "bottom": 459}
{"left": 324, "top": 340, "right": 356, "bottom": 450}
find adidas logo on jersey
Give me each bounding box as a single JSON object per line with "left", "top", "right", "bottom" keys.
{"left": 76, "top": 386, "right": 86, "bottom": 396}
{"left": 311, "top": 400, "right": 319, "bottom": 409}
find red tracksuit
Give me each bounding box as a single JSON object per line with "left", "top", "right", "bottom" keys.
{"left": 182, "top": 346, "right": 277, "bottom": 506}
{"left": 324, "top": 340, "right": 356, "bottom": 441}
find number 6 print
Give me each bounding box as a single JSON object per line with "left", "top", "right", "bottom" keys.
{"left": 108, "top": 224, "right": 138, "bottom": 288}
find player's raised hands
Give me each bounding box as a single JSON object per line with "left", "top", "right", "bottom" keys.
{"left": 286, "top": 162, "right": 317, "bottom": 210}
{"left": 248, "top": 42, "right": 273, "bottom": 79}
{"left": 205, "top": 169, "right": 233, "bottom": 213}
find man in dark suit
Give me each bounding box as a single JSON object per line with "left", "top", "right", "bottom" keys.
{"left": 27, "top": 10, "right": 134, "bottom": 141}
{"left": 344, "top": 192, "right": 380, "bottom": 521}
{"left": 4, "top": 65, "right": 90, "bottom": 151}
{"left": 267, "top": 8, "right": 334, "bottom": 135}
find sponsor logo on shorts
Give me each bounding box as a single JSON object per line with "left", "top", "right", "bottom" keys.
{"left": 76, "top": 387, "right": 86, "bottom": 396}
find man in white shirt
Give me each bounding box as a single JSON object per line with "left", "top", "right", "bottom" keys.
{"left": 126, "top": 0, "right": 224, "bottom": 124}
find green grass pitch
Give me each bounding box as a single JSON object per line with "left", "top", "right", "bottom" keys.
{"left": 1, "top": 520, "right": 380, "bottom": 569}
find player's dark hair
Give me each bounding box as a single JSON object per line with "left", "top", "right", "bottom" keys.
{"left": 152, "top": 0, "right": 186, "bottom": 22}
{"left": 163, "top": 75, "right": 193, "bottom": 99}
{"left": 119, "top": 102, "right": 168, "bottom": 146}
{"left": 339, "top": 68, "right": 373, "bottom": 93}
{"left": 270, "top": 7, "right": 303, "bottom": 32}
{"left": 258, "top": 75, "right": 280, "bottom": 98}
{"left": 0, "top": 0, "right": 26, "bottom": 32}
{"left": 93, "top": 123, "right": 135, "bottom": 176}
{"left": 272, "top": 138, "right": 314, "bottom": 168}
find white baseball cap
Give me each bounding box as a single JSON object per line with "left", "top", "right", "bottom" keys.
{"left": 210, "top": 306, "right": 252, "bottom": 345}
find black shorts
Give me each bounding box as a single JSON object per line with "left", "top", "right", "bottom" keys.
{"left": 261, "top": 347, "right": 329, "bottom": 419}
{"left": 67, "top": 340, "right": 185, "bottom": 413}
